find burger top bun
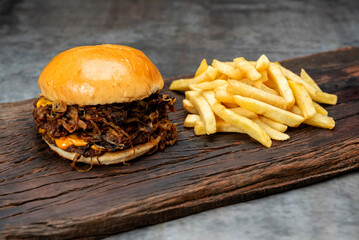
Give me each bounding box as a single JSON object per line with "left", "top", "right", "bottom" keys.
{"left": 38, "top": 44, "right": 164, "bottom": 105}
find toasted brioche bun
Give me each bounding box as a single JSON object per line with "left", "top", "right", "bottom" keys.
{"left": 38, "top": 44, "right": 163, "bottom": 105}
{"left": 44, "top": 136, "right": 161, "bottom": 165}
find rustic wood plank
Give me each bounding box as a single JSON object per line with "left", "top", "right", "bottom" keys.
{"left": 1, "top": 47, "right": 359, "bottom": 239}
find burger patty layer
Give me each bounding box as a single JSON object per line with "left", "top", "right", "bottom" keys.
{"left": 32, "top": 92, "right": 177, "bottom": 157}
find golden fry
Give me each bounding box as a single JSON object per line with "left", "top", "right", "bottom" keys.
{"left": 212, "top": 59, "right": 244, "bottom": 80}
{"left": 194, "top": 119, "right": 245, "bottom": 135}
{"left": 228, "top": 80, "right": 288, "bottom": 109}
{"left": 258, "top": 70, "right": 268, "bottom": 82}
{"left": 229, "top": 107, "right": 258, "bottom": 119}
{"left": 259, "top": 116, "right": 288, "bottom": 133}
{"left": 312, "top": 91, "right": 338, "bottom": 105}
{"left": 288, "top": 80, "right": 316, "bottom": 119}
{"left": 234, "top": 59, "right": 262, "bottom": 80}
{"left": 279, "top": 65, "right": 317, "bottom": 97}
{"left": 186, "top": 91, "right": 216, "bottom": 134}
{"left": 183, "top": 99, "right": 199, "bottom": 114}
{"left": 233, "top": 95, "right": 304, "bottom": 127}
{"left": 195, "top": 59, "right": 208, "bottom": 77}
{"left": 253, "top": 80, "right": 279, "bottom": 96}
{"left": 189, "top": 80, "right": 228, "bottom": 91}
{"left": 169, "top": 66, "right": 218, "bottom": 91}
{"left": 268, "top": 63, "right": 295, "bottom": 108}
{"left": 256, "top": 54, "right": 270, "bottom": 71}
{"left": 304, "top": 113, "right": 335, "bottom": 129}
{"left": 313, "top": 102, "right": 328, "bottom": 116}
{"left": 212, "top": 103, "right": 272, "bottom": 147}
{"left": 214, "top": 86, "right": 235, "bottom": 104}
{"left": 184, "top": 114, "right": 201, "bottom": 127}
{"left": 253, "top": 119, "right": 290, "bottom": 141}
{"left": 300, "top": 69, "right": 322, "bottom": 92}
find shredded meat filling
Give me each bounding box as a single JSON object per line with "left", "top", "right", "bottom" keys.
{"left": 33, "top": 92, "right": 177, "bottom": 157}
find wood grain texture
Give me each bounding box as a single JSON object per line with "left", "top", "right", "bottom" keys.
{"left": 1, "top": 47, "right": 359, "bottom": 239}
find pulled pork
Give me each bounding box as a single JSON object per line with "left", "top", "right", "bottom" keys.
{"left": 32, "top": 92, "right": 177, "bottom": 157}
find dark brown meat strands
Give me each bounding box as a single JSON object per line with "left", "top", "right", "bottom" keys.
{"left": 32, "top": 92, "right": 178, "bottom": 157}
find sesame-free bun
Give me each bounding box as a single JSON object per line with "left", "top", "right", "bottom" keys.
{"left": 38, "top": 44, "right": 164, "bottom": 105}
{"left": 44, "top": 136, "right": 161, "bottom": 165}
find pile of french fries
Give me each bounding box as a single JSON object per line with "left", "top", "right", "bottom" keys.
{"left": 169, "top": 55, "right": 337, "bottom": 148}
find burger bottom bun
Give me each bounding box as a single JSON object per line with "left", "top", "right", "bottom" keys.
{"left": 44, "top": 136, "right": 161, "bottom": 165}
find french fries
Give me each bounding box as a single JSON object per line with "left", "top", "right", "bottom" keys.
{"left": 170, "top": 55, "right": 337, "bottom": 147}
{"left": 195, "top": 59, "right": 208, "bottom": 77}
{"left": 228, "top": 80, "right": 288, "bottom": 109}
{"left": 256, "top": 54, "right": 270, "bottom": 72}
{"left": 183, "top": 99, "right": 198, "bottom": 114}
{"left": 288, "top": 80, "right": 316, "bottom": 119}
{"left": 268, "top": 63, "right": 295, "bottom": 108}
{"left": 300, "top": 69, "right": 322, "bottom": 92}
{"left": 169, "top": 66, "right": 218, "bottom": 91}
{"left": 211, "top": 102, "right": 272, "bottom": 147}
{"left": 233, "top": 95, "right": 304, "bottom": 127}
{"left": 185, "top": 91, "right": 216, "bottom": 134}
{"left": 184, "top": 114, "right": 201, "bottom": 127}
{"left": 234, "top": 58, "right": 262, "bottom": 80}
{"left": 253, "top": 119, "right": 290, "bottom": 141}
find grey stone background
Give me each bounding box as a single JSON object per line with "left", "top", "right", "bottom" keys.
{"left": 1, "top": 0, "right": 358, "bottom": 239}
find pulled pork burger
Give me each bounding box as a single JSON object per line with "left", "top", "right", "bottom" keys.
{"left": 33, "top": 44, "right": 177, "bottom": 168}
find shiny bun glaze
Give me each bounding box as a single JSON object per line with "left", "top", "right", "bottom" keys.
{"left": 38, "top": 44, "right": 164, "bottom": 105}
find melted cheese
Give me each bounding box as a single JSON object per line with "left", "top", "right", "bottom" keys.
{"left": 36, "top": 97, "right": 52, "bottom": 108}
{"left": 55, "top": 135, "right": 88, "bottom": 150}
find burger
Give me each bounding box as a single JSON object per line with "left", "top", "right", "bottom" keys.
{"left": 32, "top": 44, "right": 177, "bottom": 168}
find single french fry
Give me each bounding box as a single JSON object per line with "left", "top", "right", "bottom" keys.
{"left": 169, "top": 66, "right": 218, "bottom": 91}
{"left": 195, "top": 59, "right": 208, "bottom": 77}
{"left": 222, "top": 102, "right": 238, "bottom": 108}
{"left": 183, "top": 99, "right": 199, "bottom": 114}
{"left": 214, "top": 86, "right": 235, "bottom": 104}
{"left": 194, "top": 119, "right": 245, "bottom": 135}
{"left": 224, "top": 61, "right": 236, "bottom": 67}
{"left": 300, "top": 69, "right": 322, "bottom": 92}
{"left": 290, "top": 106, "right": 334, "bottom": 129}
{"left": 234, "top": 58, "right": 262, "bottom": 80}
{"left": 313, "top": 91, "right": 338, "bottom": 105}
{"left": 253, "top": 80, "right": 279, "bottom": 96}
{"left": 313, "top": 102, "right": 328, "bottom": 116}
{"left": 238, "top": 78, "right": 255, "bottom": 86}
{"left": 259, "top": 116, "right": 288, "bottom": 133}
{"left": 217, "top": 73, "right": 228, "bottom": 80}
{"left": 268, "top": 63, "right": 295, "bottom": 108}
{"left": 258, "top": 70, "right": 268, "bottom": 82}
{"left": 253, "top": 119, "right": 290, "bottom": 141}
{"left": 212, "top": 59, "right": 244, "bottom": 80}
{"left": 233, "top": 95, "right": 304, "bottom": 127}
{"left": 304, "top": 113, "right": 335, "bottom": 129}
{"left": 186, "top": 91, "right": 216, "bottom": 134}
{"left": 290, "top": 105, "right": 302, "bottom": 116}
{"left": 184, "top": 114, "right": 201, "bottom": 127}
{"left": 288, "top": 80, "right": 316, "bottom": 119}
{"left": 256, "top": 54, "right": 270, "bottom": 71}
{"left": 189, "top": 80, "right": 228, "bottom": 91}
{"left": 263, "top": 77, "right": 279, "bottom": 92}
{"left": 201, "top": 91, "right": 218, "bottom": 106}
{"left": 211, "top": 103, "right": 272, "bottom": 147}
{"left": 228, "top": 80, "right": 288, "bottom": 109}
{"left": 279, "top": 65, "right": 317, "bottom": 97}
{"left": 229, "top": 107, "right": 258, "bottom": 119}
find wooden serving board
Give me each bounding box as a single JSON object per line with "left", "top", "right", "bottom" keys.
{"left": 1, "top": 47, "right": 359, "bottom": 239}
